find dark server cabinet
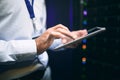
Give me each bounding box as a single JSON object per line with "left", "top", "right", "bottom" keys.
{"left": 73, "top": 0, "right": 120, "bottom": 80}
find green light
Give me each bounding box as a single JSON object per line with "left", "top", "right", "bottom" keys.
{"left": 83, "top": 2, "right": 87, "bottom": 6}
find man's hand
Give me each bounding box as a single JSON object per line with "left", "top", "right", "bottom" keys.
{"left": 35, "top": 24, "right": 76, "bottom": 54}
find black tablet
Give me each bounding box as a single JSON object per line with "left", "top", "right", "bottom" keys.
{"left": 54, "top": 27, "right": 106, "bottom": 50}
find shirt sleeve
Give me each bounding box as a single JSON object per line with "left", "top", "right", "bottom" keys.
{"left": 0, "top": 40, "right": 37, "bottom": 62}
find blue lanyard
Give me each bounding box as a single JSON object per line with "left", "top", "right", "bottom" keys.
{"left": 25, "top": 0, "right": 35, "bottom": 19}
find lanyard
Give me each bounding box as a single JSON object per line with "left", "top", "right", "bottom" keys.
{"left": 25, "top": 0, "right": 41, "bottom": 32}
{"left": 25, "top": 0, "right": 35, "bottom": 19}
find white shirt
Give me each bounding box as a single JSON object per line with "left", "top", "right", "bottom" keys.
{"left": 0, "top": 0, "right": 61, "bottom": 68}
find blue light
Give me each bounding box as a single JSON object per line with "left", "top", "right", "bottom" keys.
{"left": 82, "top": 61, "right": 86, "bottom": 64}
{"left": 82, "top": 39, "right": 87, "bottom": 43}
{"left": 82, "top": 20, "right": 87, "bottom": 25}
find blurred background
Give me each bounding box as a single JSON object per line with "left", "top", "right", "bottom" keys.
{"left": 46, "top": 0, "right": 120, "bottom": 80}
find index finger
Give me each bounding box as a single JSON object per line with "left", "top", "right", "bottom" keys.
{"left": 52, "top": 24, "right": 70, "bottom": 31}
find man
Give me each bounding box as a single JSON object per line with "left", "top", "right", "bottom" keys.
{"left": 0, "top": 0, "right": 87, "bottom": 80}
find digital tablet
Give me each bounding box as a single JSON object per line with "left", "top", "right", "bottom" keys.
{"left": 54, "top": 27, "right": 106, "bottom": 50}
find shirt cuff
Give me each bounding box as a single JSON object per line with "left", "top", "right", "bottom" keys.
{"left": 9, "top": 40, "right": 37, "bottom": 61}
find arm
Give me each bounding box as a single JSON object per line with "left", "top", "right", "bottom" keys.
{"left": 0, "top": 24, "right": 86, "bottom": 62}
{"left": 35, "top": 24, "right": 76, "bottom": 53}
